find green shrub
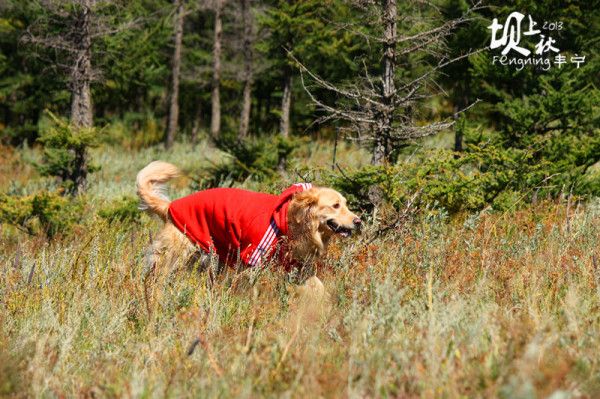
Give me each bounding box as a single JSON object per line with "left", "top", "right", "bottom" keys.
{"left": 0, "top": 190, "right": 82, "bottom": 238}
{"left": 328, "top": 144, "right": 552, "bottom": 215}
{"left": 36, "top": 111, "right": 100, "bottom": 195}
{"left": 195, "top": 134, "right": 303, "bottom": 188}
{"left": 100, "top": 111, "right": 164, "bottom": 149}
{"left": 469, "top": 52, "right": 600, "bottom": 200}
{"left": 97, "top": 196, "right": 141, "bottom": 224}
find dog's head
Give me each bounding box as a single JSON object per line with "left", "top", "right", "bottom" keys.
{"left": 288, "top": 187, "right": 361, "bottom": 254}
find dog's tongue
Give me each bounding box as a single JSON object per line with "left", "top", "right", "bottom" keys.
{"left": 340, "top": 230, "right": 351, "bottom": 238}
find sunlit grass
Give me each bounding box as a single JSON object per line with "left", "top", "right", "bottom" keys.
{"left": 2, "top": 142, "right": 600, "bottom": 398}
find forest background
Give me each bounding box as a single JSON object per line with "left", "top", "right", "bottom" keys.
{"left": 1, "top": 0, "right": 599, "bottom": 397}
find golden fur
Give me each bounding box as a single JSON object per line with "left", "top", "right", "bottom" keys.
{"left": 287, "top": 188, "right": 359, "bottom": 261}
{"left": 136, "top": 161, "right": 360, "bottom": 273}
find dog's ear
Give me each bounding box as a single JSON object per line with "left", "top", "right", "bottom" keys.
{"left": 291, "top": 189, "right": 319, "bottom": 224}
{"left": 294, "top": 189, "right": 319, "bottom": 206}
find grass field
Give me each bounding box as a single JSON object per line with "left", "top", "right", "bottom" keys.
{"left": 2, "top": 141, "right": 600, "bottom": 398}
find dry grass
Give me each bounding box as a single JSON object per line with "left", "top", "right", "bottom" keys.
{"left": 1, "top": 142, "right": 600, "bottom": 398}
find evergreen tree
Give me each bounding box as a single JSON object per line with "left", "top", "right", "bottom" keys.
{"left": 465, "top": 0, "right": 600, "bottom": 197}
{"left": 165, "top": 0, "right": 185, "bottom": 148}
{"left": 0, "top": 1, "right": 65, "bottom": 144}
{"left": 257, "top": 0, "right": 352, "bottom": 138}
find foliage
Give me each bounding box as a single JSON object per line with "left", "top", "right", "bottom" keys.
{"left": 36, "top": 111, "right": 100, "bottom": 195}
{"left": 345, "top": 0, "right": 600, "bottom": 213}
{"left": 100, "top": 110, "right": 164, "bottom": 149}
{"left": 329, "top": 143, "right": 556, "bottom": 214}
{"left": 459, "top": 0, "right": 600, "bottom": 199}
{"left": 0, "top": 0, "right": 362, "bottom": 142}
{"left": 357, "top": 0, "right": 598, "bottom": 212}
{"left": 94, "top": 0, "right": 172, "bottom": 121}
{"left": 0, "top": 190, "right": 82, "bottom": 238}
{"left": 255, "top": 0, "right": 362, "bottom": 132}
{"left": 196, "top": 134, "right": 304, "bottom": 188}
{"left": 1, "top": 134, "right": 600, "bottom": 398}
{"left": 468, "top": 55, "right": 600, "bottom": 200}
{"left": 2, "top": 188, "right": 600, "bottom": 397}
{"left": 97, "top": 196, "right": 141, "bottom": 224}
{"left": 0, "top": 1, "right": 67, "bottom": 144}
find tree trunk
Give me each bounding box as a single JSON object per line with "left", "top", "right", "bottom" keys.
{"left": 70, "top": 0, "right": 93, "bottom": 129}
{"left": 453, "top": 95, "right": 468, "bottom": 153}
{"left": 371, "top": 0, "right": 396, "bottom": 166}
{"left": 254, "top": 81, "right": 262, "bottom": 133}
{"left": 453, "top": 110, "right": 463, "bottom": 152}
{"left": 210, "top": 0, "right": 223, "bottom": 139}
{"left": 69, "top": 0, "right": 94, "bottom": 194}
{"left": 279, "top": 65, "right": 292, "bottom": 138}
{"left": 277, "top": 68, "right": 292, "bottom": 171}
{"left": 265, "top": 93, "right": 271, "bottom": 126}
{"left": 191, "top": 102, "right": 202, "bottom": 144}
{"left": 165, "top": 0, "right": 184, "bottom": 149}
{"left": 238, "top": 0, "right": 253, "bottom": 139}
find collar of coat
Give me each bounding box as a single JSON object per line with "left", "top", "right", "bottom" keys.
{"left": 247, "top": 182, "right": 312, "bottom": 267}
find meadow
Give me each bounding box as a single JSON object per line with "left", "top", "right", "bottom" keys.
{"left": 2, "top": 140, "right": 600, "bottom": 398}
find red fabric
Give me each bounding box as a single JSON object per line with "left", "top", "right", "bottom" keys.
{"left": 168, "top": 184, "right": 310, "bottom": 267}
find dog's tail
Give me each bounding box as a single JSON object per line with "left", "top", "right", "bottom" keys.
{"left": 136, "top": 161, "right": 180, "bottom": 220}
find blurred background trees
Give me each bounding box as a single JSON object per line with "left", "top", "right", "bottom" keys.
{"left": 0, "top": 0, "right": 598, "bottom": 213}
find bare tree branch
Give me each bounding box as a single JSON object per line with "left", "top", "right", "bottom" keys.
{"left": 293, "top": 0, "right": 485, "bottom": 164}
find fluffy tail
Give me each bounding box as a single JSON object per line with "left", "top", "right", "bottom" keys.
{"left": 136, "top": 161, "right": 180, "bottom": 220}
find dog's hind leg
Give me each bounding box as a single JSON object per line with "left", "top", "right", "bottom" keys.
{"left": 142, "top": 222, "right": 196, "bottom": 276}
{"left": 142, "top": 244, "right": 159, "bottom": 277}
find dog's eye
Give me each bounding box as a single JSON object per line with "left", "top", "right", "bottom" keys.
{"left": 332, "top": 203, "right": 340, "bottom": 209}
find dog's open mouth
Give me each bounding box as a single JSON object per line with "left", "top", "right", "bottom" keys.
{"left": 327, "top": 219, "right": 353, "bottom": 237}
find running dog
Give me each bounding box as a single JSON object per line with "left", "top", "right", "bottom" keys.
{"left": 136, "top": 161, "right": 361, "bottom": 279}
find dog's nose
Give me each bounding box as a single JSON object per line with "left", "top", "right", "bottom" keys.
{"left": 353, "top": 217, "right": 362, "bottom": 226}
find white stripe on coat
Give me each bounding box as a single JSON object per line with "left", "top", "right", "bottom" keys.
{"left": 248, "top": 183, "right": 311, "bottom": 266}
{"left": 249, "top": 224, "right": 277, "bottom": 265}
{"left": 248, "top": 222, "right": 276, "bottom": 265}
{"left": 248, "top": 219, "right": 280, "bottom": 266}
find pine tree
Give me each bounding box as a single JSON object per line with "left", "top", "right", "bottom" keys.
{"left": 237, "top": 0, "right": 254, "bottom": 139}
{"left": 165, "top": 0, "right": 185, "bottom": 149}
{"left": 466, "top": 0, "right": 600, "bottom": 197}
{"left": 297, "top": 1, "right": 481, "bottom": 165}
{"left": 0, "top": 1, "right": 63, "bottom": 144}
{"left": 210, "top": 0, "right": 224, "bottom": 139}
{"left": 258, "top": 0, "right": 341, "bottom": 139}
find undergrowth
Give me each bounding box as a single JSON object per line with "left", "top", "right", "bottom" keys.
{"left": 1, "top": 142, "right": 600, "bottom": 398}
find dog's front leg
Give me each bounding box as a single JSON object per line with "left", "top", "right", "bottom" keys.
{"left": 303, "top": 275, "right": 325, "bottom": 297}
{"left": 288, "top": 275, "right": 331, "bottom": 327}
{"left": 293, "top": 275, "right": 326, "bottom": 302}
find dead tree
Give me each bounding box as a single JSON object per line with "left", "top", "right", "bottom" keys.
{"left": 22, "top": 0, "right": 136, "bottom": 193}
{"left": 373, "top": 0, "right": 397, "bottom": 165}
{"left": 70, "top": 0, "right": 94, "bottom": 129}
{"left": 296, "top": 1, "right": 483, "bottom": 166}
{"left": 30, "top": 0, "right": 96, "bottom": 129}
{"left": 238, "top": 0, "right": 253, "bottom": 138}
{"left": 165, "top": 0, "right": 185, "bottom": 149}
{"left": 210, "top": 0, "right": 224, "bottom": 139}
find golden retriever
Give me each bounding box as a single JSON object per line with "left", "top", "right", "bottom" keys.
{"left": 136, "top": 161, "right": 360, "bottom": 287}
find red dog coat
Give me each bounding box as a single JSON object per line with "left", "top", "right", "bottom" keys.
{"left": 168, "top": 183, "right": 312, "bottom": 267}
